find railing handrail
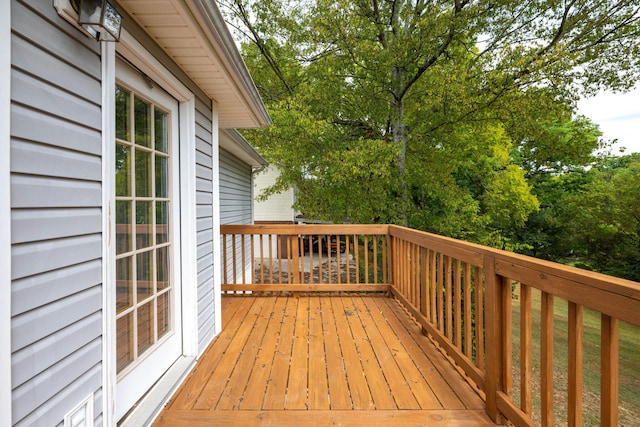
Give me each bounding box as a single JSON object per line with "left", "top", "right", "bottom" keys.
{"left": 221, "top": 223, "right": 390, "bottom": 235}
{"left": 389, "top": 225, "right": 640, "bottom": 327}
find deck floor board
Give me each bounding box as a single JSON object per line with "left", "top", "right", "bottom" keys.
{"left": 381, "top": 297, "right": 486, "bottom": 409}
{"left": 155, "top": 295, "right": 498, "bottom": 426}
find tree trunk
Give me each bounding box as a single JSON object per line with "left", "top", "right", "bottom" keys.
{"left": 392, "top": 91, "right": 408, "bottom": 227}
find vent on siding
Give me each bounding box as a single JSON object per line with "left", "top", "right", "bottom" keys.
{"left": 64, "top": 393, "right": 94, "bottom": 427}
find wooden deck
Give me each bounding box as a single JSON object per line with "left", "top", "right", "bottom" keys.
{"left": 153, "top": 295, "right": 498, "bottom": 426}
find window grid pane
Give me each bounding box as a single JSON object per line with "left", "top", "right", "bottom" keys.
{"left": 115, "top": 85, "right": 173, "bottom": 376}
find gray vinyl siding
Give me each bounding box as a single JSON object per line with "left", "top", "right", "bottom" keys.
{"left": 219, "top": 148, "right": 253, "bottom": 224}
{"left": 10, "top": 1, "right": 231, "bottom": 422}
{"left": 195, "top": 98, "right": 216, "bottom": 353}
{"left": 10, "top": 1, "right": 103, "bottom": 426}
{"left": 219, "top": 148, "right": 253, "bottom": 286}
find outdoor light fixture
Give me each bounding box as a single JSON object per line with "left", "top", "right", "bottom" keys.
{"left": 76, "top": 0, "right": 122, "bottom": 42}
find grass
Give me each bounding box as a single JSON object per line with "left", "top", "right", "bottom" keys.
{"left": 511, "top": 285, "right": 640, "bottom": 426}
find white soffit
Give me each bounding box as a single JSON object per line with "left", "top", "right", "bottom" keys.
{"left": 118, "top": 0, "right": 270, "bottom": 129}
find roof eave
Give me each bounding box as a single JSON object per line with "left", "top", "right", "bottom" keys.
{"left": 186, "top": 0, "right": 271, "bottom": 127}
{"left": 220, "top": 129, "right": 269, "bottom": 169}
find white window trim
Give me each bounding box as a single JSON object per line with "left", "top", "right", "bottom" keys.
{"left": 103, "top": 28, "right": 199, "bottom": 423}
{"left": 101, "top": 41, "right": 117, "bottom": 427}
{"left": 0, "top": 1, "right": 12, "bottom": 423}
{"left": 116, "top": 29, "right": 198, "bottom": 355}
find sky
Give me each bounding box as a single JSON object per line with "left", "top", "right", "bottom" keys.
{"left": 578, "top": 88, "right": 640, "bottom": 154}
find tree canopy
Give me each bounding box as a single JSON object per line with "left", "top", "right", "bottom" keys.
{"left": 220, "top": 0, "right": 640, "bottom": 258}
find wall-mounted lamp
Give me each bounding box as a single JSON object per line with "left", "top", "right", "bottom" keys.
{"left": 76, "top": 0, "right": 122, "bottom": 42}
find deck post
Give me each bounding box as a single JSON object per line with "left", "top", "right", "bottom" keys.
{"left": 483, "top": 254, "right": 506, "bottom": 423}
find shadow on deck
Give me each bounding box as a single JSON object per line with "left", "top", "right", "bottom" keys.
{"left": 153, "top": 294, "right": 498, "bottom": 426}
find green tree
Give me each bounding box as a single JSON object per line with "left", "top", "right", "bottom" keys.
{"left": 565, "top": 154, "right": 640, "bottom": 281}
{"left": 516, "top": 115, "right": 605, "bottom": 178}
{"left": 221, "top": 0, "right": 640, "bottom": 243}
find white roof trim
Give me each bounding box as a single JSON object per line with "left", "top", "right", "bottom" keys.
{"left": 117, "top": 0, "right": 270, "bottom": 128}
{"left": 220, "top": 129, "right": 268, "bottom": 169}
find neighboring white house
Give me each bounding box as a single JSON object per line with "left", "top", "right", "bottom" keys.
{"left": 1, "top": 1, "right": 269, "bottom": 425}
{"left": 253, "top": 166, "right": 299, "bottom": 260}
{"left": 254, "top": 165, "right": 297, "bottom": 224}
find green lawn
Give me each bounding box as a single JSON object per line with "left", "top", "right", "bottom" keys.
{"left": 511, "top": 286, "right": 640, "bottom": 426}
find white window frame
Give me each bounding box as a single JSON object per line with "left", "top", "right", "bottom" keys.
{"left": 103, "top": 28, "right": 198, "bottom": 423}
{"left": 101, "top": 40, "right": 117, "bottom": 427}
{"left": 0, "top": 1, "right": 12, "bottom": 423}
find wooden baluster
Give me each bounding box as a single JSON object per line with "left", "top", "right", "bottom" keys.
{"left": 315, "top": 235, "right": 319, "bottom": 285}
{"left": 402, "top": 240, "right": 407, "bottom": 296}
{"left": 373, "top": 235, "right": 378, "bottom": 284}
{"left": 407, "top": 241, "right": 412, "bottom": 305}
{"left": 277, "top": 235, "right": 283, "bottom": 284}
{"left": 328, "top": 235, "right": 333, "bottom": 284}
{"left": 421, "top": 247, "right": 429, "bottom": 320}
{"left": 405, "top": 240, "right": 411, "bottom": 302}
{"left": 454, "top": 259, "right": 462, "bottom": 349}
{"left": 268, "top": 234, "right": 273, "bottom": 285}
{"left": 502, "top": 278, "right": 512, "bottom": 398}
{"left": 541, "top": 291, "right": 554, "bottom": 427}
{"left": 241, "top": 234, "right": 246, "bottom": 284}
{"left": 222, "top": 233, "right": 228, "bottom": 286}
{"left": 232, "top": 234, "right": 237, "bottom": 285}
{"left": 446, "top": 255, "right": 453, "bottom": 340}
{"left": 335, "top": 234, "right": 340, "bottom": 284}
{"left": 474, "top": 265, "right": 484, "bottom": 370}
{"left": 408, "top": 242, "right": 413, "bottom": 304}
{"left": 355, "top": 235, "right": 360, "bottom": 284}
{"left": 410, "top": 242, "right": 414, "bottom": 305}
{"left": 398, "top": 237, "right": 402, "bottom": 292}
{"left": 430, "top": 251, "right": 437, "bottom": 325}
{"left": 568, "top": 302, "right": 583, "bottom": 427}
{"left": 437, "top": 253, "right": 444, "bottom": 333}
{"left": 364, "top": 235, "right": 369, "bottom": 284}
{"left": 286, "top": 236, "right": 292, "bottom": 284}
{"left": 310, "top": 235, "right": 314, "bottom": 284}
{"left": 382, "top": 235, "right": 388, "bottom": 284}
{"left": 601, "top": 314, "right": 619, "bottom": 427}
{"left": 250, "top": 234, "right": 255, "bottom": 285}
{"left": 291, "top": 235, "right": 300, "bottom": 284}
{"left": 463, "top": 262, "right": 472, "bottom": 358}
{"left": 320, "top": 234, "right": 325, "bottom": 284}
{"left": 345, "top": 235, "right": 351, "bottom": 284}
{"left": 520, "top": 284, "right": 533, "bottom": 415}
{"left": 259, "top": 234, "right": 264, "bottom": 284}
{"left": 414, "top": 243, "right": 420, "bottom": 308}
{"left": 301, "top": 234, "right": 306, "bottom": 284}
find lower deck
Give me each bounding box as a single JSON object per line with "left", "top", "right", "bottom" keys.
{"left": 153, "top": 294, "right": 497, "bottom": 426}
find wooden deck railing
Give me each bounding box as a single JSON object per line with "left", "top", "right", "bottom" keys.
{"left": 220, "top": 224, "right": 390, "bottom": 292}
{"left": 220, "top": 224, "right": 640, "bottom": 427}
